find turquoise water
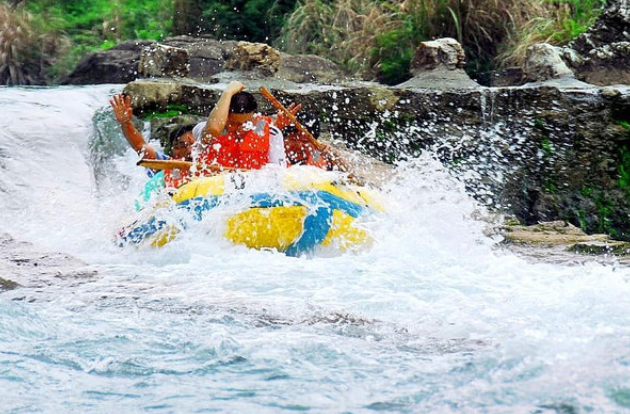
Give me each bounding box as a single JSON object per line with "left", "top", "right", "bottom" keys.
{"left": 1, "top": 86, "right": 629, "bottom": 413}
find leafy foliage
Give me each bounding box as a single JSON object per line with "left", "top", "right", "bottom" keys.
{"left": 187, "top": 0, "right": 298, "bottom": 42}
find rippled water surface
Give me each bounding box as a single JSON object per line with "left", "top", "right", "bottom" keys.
{"left": 1, "top": 86, "right": 629, "bottom": 413}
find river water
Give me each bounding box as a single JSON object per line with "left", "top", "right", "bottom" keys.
{"left": 0, "top": 85, "right": 629, "bottom": 413}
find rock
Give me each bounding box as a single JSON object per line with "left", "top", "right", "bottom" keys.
{"left": 0, "top": 233, "right": 96, "bottom": 297}
{"left": 570, "top": 0, "right": 630, "bottom": 54}
{"left": 565, "top": 0, "right": 630, "bottom": 85}
{"left": 64, "top": 36, "right": 346, "bottom": 85}
{"left": 579, "top": 42, "right": 630, "bottom": 85}
{"left": 138, "top": 44, "right": 190, "bottom": 78}
{"left": 396, "top": 38, "right": 479, "bottom": 89}
{"left": 0, "top": 277, "right": 19, "bottom": 291}
{"left": 64, "top": 36, "right": 237, "bottom": 85}
{"left": 568, "top": 240, "right": 630, "bottom": 255}
{"left": 223, "top": 41, "right": 281, "bottom": 77}
{"left": 163, "top": 36, "right": 238, "bottom": 81}
{"left": 63, "top": 41, "right": 153, "bottom": 85}
{"left": 523, "top": 43, "right": 575, "bottom": 82}
{"left": 410, "top": 38, "right": 466, "bottom": 72}
{"left": 276, "top": 53, "right": 347, "bottom": 84}
{"left": 498, "top": 220, "right": 609, "bottom": 245}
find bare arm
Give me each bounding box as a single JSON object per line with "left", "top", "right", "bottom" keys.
{"left": 321, "top": 144, "right": 353, "bottom": 173}
{"left": 109, "top": 94, "right": 157, "bottom": 159}
{"left": 201, "top": 81, "right": 245, "bottom": 144}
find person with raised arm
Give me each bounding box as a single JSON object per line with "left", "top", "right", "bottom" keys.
{"left": 193, "top": 81, "right": 286, "bottom": 170}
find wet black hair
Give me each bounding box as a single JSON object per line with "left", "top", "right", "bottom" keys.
{"left": 283, "top": 112, "right": 321, "bottom": 139}
{"left": 229, "top": 91, "right": 258, "bottom": 114}
{"left": 166, "top": 123, "right": 196, "bottom": 154}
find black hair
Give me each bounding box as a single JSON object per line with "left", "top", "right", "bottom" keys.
{"left": 229, "top": 91, "right": 257, "bottom": 114}
{"left": 283, "top": 112, "right": 321, "bottom": 139}
{"left": 166, "top": 123, "right": 195, "bottom": 154}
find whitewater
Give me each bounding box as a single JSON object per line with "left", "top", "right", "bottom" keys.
{"left": 0, "top": 85, "right": 629, "bottom": 413}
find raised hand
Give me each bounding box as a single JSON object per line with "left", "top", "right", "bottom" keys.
{"left": 109, "top": 94, "right": 133, "bottom": 125}
{"left": 225, "top": 81, "right": 246, "bottom": 96}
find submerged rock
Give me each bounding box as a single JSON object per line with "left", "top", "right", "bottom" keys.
{"left": 0, "top": 233, "right": 97, "bottom": 297}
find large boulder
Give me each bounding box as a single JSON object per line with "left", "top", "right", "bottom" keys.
{"left": 63, "top": 41, "right": 152, "bottom": 85}
{"left": 162, "top": 36, "right": 238, "bottom": 81}
{"left": 396, "top": 38, "right": 479, "bottom": 89}
{"left": 570, "top": 0, "right": 630, "bottom": 53}
{"left": 138, "top": 44, "right": 189, "bottom": 78}
{"left": 522, "top": 43, "right": 575, "bottom": 82}
{"left": 573, "top": 42, "right": 630, "bottom": 85}
{"left": 566, "top": 0, "right": 630, "bottom": 85}
{"left": 223, "top": 41, "right": 281, "bottom": 77}
{"left": 64, "top": 36, "right": 237, "bottom": 85}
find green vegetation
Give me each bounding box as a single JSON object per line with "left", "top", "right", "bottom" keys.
{"left": 619, "top": 145, "right": 630, "bottom": 194}
{"left": 1, "top": 0, "right": 172, "bottom": 84}
{"left": 0, "top": 0, "right": 606, "bottom": 85}
{"left": 282, "top": 0, "right": 606, "bottom": 84}
{"left": 196, "top": 0, "right": 297, "bottom": 43}
{"left": 144, "top": 103, "right": 190, "bottom": 119}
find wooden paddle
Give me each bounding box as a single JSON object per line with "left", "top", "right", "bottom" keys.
{"left": 137, "top": 159, "right": 193, "bottom": 170}
{"left": 260, "top": 86, "right": 327, "bottom": 152}
{"left": 137, "top": 159, "right": 237, "bottom": 173}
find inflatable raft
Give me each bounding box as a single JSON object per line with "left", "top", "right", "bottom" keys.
{"left": 116, "top": 166, "right": 384, "bottom": 256}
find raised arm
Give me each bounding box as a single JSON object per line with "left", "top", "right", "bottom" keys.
{"left": 109, "top": 94, "right": 157, "bottom": 159}
{"left": 201, "top": 81, "right": 245, "bottom": 144}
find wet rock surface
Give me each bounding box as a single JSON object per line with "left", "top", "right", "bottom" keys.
{"left": 494, "top": 220, "right": 630, "bottom": 265}
{"left": 0, "top": 234, "right": 97, "bottom": 298}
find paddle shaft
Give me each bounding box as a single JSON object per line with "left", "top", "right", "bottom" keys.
{"left": 137, "top": 159, "right": 237, "bottom": 173}
{"left": 260, "top": 86, "right": 326, "bottom": 152}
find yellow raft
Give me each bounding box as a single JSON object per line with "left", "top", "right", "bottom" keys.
{"left": 117, "top": 166, "right": 384, "bottom": 256}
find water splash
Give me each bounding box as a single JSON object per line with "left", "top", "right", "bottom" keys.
{"left": 0, "top": 85, "right": 629, "bottom": 413}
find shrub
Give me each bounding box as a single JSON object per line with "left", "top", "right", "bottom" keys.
{"left": 281, "top": 0, "right": 605, "bottom": 84}
{"left": 498, "top": 0, "right": 606, "bottom": 68}
{"left": 0, "top": 2, "right": 69, "bottom": 85}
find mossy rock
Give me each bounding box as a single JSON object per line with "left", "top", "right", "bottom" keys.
{"left": 0, "top": 277, "right": 19, "bottom": 291}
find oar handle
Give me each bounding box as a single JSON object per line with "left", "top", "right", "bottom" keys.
{"left": 137, "top": 159, "right": 193, "bottom": 170}
{"left": 137, "top": 159, "right": 238, "bottom": 173}
{"left": 260, "top": 86, "right": 326, "bottom": 152}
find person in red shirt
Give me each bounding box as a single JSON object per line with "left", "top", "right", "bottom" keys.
{"left": 280, "top": 111, "right": 352, "bottom": 172}
{"left": 194, "top": 81, "right": 285, "bottom": 170}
